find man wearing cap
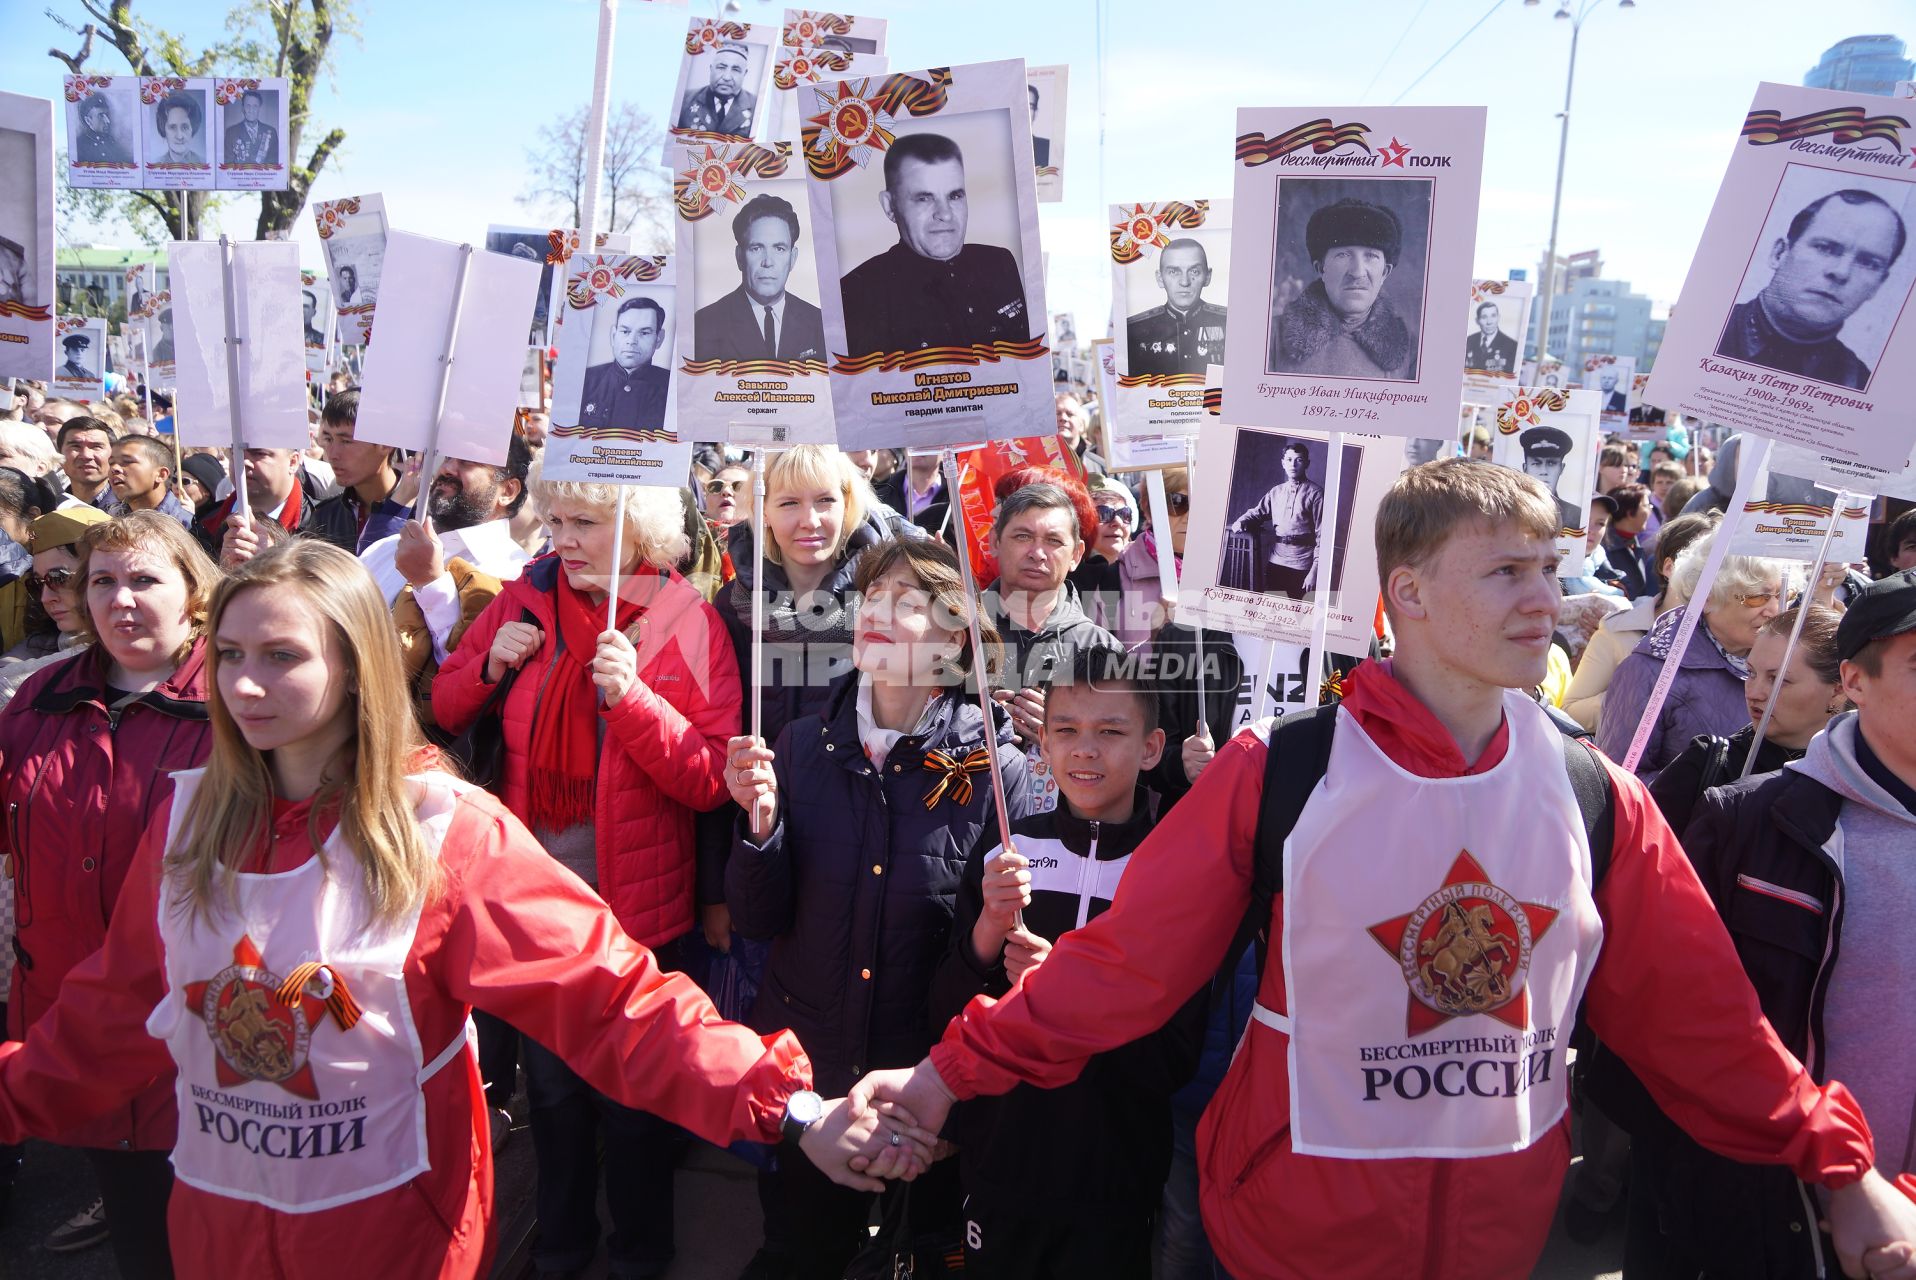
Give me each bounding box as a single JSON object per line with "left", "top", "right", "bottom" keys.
{"left": 840, "top": 132, "right": 1030, "bottom": 358}
{"left": 1229, "top": 439, "right": 1323, "bottom": 599}
{"left": 1126, "top": 239, "right": 1227, "bottom": 377}
{"left": 73, "top": 93, "right": 131, "bottom": 165}
{"left": 693, "top": 193, "right": 827, "bottom": 363}
{"left": 1272, "top": 197, "right": 1417, "bottom": 379}
{"left": 1518, "top": 425, "right": 1585, "bottom": 537}
{"left": 1622, "top": 570, "right": 1916, "bottom": 1276}
{"left": 678, "top": 40, "right": 757, "bottom": 136}
{"left": 579, "top": 296, "right": 670, "bottom": 432}
{"left": 57, "top": 335, "right": 95, "bottom": 384}
{"left": 149, "top": 309, "right": 174, "bottom": 365}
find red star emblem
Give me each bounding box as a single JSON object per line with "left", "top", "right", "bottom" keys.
{"left": 1379, "top": 137, "right": 1412, "bottom": 167}
{"left": 1367, "top": 851, "right": 1558, "bottom": 1038}
{"left": 183, "top": 936, "right": 326, "bottom": 1100}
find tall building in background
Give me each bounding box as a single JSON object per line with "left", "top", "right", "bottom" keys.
{"left": 1803, "top": 35, "right": 1913, "bottom": 94}
{"left": 1540, "top": 254, "right": 1665, "bottom": 375}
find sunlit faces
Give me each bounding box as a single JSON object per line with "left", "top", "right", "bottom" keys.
{"left": 314, "top": 416, "right": 391, "bottom": 491}
{"left": 990, "top": 504, "right": 1084, "bottom": 595}
{"left": 85, "top": 546, "right": 195, "bottom": 676}
{"left": 1745, "top": 628, "right": 1840, "bottom": 751}
{"left": 1844, "top": 632, "right": 1916, "bottom": 775}
{"left": 1388, "top": 520, "right": 1562, "bottom": 694}
{"left": 241, "top": 447, "right": 300, "bottom": 511}
{"left": 1053, "top": 396, "right": 1087, "bottom": 449}
{"left": 704, "top": 466, "right": 750, "bottom": 529}
{"left": 852, "top": 563, "right": 962, "bottom": 684}
{"left": 28, "top": 546, "right": 81, "bottom": 633}
{"left": 1763, "top": 195, "right": 1903, "bottom": 335}
{"left": 428, "top": 457, "right": 514, "bottom": 532}
{"left": 1705, "top": 578, "right": 1784, "bottom": 657}
{"left": 62, "top": 427, "right": 111, "bottom": 487}
{"left": 544, "top": 497, "right": 640, "bottom": 595}
{"left": 881, "top": 156, "right": 968, "bottom": 262}
{"left": 1040, "top": 680, "right": 1164, "bottom": 823}
{"left": 768, "top": 481, "right": 842, "bottom": 569}
{"left": 1317, "top": 244, "right": 1390, "bottom": 322}
{"left": 214, "top": 585, "right": 356, "bottom": 761}
{"left": 108, "top": 442, "right": 169, "bottom": 507}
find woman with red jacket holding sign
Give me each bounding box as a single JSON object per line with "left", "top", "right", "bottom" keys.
{"left": 0, "top": 540, "right": 921, "bottom": 1280}
{"left": 433, "top": 475, "right": 740, "bottom": 1279}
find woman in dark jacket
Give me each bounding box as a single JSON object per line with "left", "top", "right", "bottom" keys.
{"left": 725, "top": 537, "right": 1032, "bottom": 1280}
{"left": 0, "top": 511, "right": 218, "bottom": 1278}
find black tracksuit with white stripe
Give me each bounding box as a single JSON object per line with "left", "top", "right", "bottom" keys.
{"left": 929, "top": 794, "right": 1207, "bottom": 1277}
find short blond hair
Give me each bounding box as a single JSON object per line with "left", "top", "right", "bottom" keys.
{"left": 763, "top": 444, "right": 869, "bottom": 566}
{"left": 527, "top": 462, "right": 690, "bottom": 570}
{"left": 1375, "top": 458, "right": 1559, "bottom": 592}
{"left": 1669, "top": 530, "right": 1792, "bottom": 614}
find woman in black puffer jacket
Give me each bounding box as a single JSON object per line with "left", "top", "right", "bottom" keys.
{"left": 724, "top": 537, "right": 1032, "bottom": 1280}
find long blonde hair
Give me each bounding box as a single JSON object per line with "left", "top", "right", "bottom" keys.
{"left": 168, "top": 541, "right": 439, "bottom": 928}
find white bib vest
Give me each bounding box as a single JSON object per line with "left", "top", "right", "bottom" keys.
{"left": 1262, "top": 695, "right": 1604, "bottom": 1159}
{"left": 144, "top": 770, "right": 473, "bottom": 1213}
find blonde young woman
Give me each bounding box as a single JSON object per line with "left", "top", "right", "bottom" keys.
{"left": 0, "top": 542, "right": 926, "bottom": 1280}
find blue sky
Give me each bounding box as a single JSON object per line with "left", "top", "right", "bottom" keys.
{"left": 3, "top": 0, "right": 1910, "bottom": 339}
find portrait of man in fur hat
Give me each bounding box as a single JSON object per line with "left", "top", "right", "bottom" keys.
{"left": 1270, "top": 192, "right": 1423, "bottom": 380}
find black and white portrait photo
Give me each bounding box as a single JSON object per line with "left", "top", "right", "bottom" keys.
{"left": 1219, "top": 431, "right": 1363, "bottom": 601}
{"left": 1464, "top": 297, "right": 1520, "bottom": 377}
{"left": 831, "top": 120, "right": 1030, "bottom": 359}
{"left": 334, "top": 254, "right": 377, "bottom": 310}
{"left": 147, "top": 87, "right": 206, "bottom": 166}
{"left": 57, "top": 331, "right": 96, "bottom": 381}
{"left": 1517, "top": 425, "right": 1585, "bottom": 536}
{"left": 1584, "top": 355, "right": 1635, "bottom": 416}
{"left": 668, "top": 25, "right": 775, "bottom": 152}
{"left": 0, "top": 127, "right": 37, "bottom": 308}
{"left": 484, "top": 227, "right": 555, "bottom": 347}
{"left": 1027, "top": 81, "right": 1050, "bottom": 170}
{"left": 148, "top": 304, "right": 176, "bottom": 367}
{"left": 1123, "top": 225, "right": 1230, "bottom": 378}
{"left": 1025, "top": 64, "right": 1067, "bottom": 203}
{"left": 1714, "top": 166, "right": 1916, "bottom": 394}
{"left": 302, "top": 287, "right": 325, "bottom": 348}
{"left": 1266, "top": 177, "right": 1432, "bottom": 381}
{"left": 220, "top": 87, "right": 280, "bottom": 165}
{"left": 65, "top": 80, "right": 138, "bottom": 187}
{"left": 574, "top": 292, "right": 676, "bottom": 434}
{"left": 691, "top": 191, "right": 826, "bottom": 363}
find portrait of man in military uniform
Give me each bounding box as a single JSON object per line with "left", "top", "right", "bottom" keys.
{"left": 1715, "top": 186, "right": 1908, "bottom": 393}
{"left": 221, "top": 89, "right": 279, "bottom": 166}
{"left": 677, "top": 40, "right": 759, "bottom": 139}
{"left": 1464, "top": 300, "right": 1518, "bottom": 376}
{"left": 71, "top": 91, "right": 132, "bottom": 165}
{"left": 150, "top": 307, "right": 175, "bottom": 364}
{"left": 1517, "top": 425, "right": 1584, "bottom": 536}
{"left": 58, "top": 332, "right": 96, "bottom": 382}
{"left": 1126, "top": 237, "right": 1227, "bottom": 377}
{"left": 0, "top": 234, "right": 26, "bottom": 307}
{"left": 839, "top": 131, "right": 1029, "bottom": 359}
{"left": 1270, "top": 185, "right": 1428, "bottom": 381}
{"left": 1593, "top": 363, "right": 1627, "bottom": 414}
{"left": 694, "top": 192, "right": 826, "bottom": 363}
{"left": 579, "top": 296, "right": 671, "bottom": 432}
{"left": 1229, "top": 438, "right": 1325, "bottom": 600}
{"left": 301, "top": 290, "right": 325, "bottom": 348}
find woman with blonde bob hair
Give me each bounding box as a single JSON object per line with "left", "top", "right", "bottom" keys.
{"left": 435, "top": 468, "right": 743, "bottom": 1277}
{"left": 0, "top": 541, "right": 920, "bottom": 1279}
{"left": 0, "top": 510, "right": 217, "bottom": 1277}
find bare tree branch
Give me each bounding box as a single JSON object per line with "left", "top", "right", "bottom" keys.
{"left": 48, "top": 22, "right": 100, "bottom": 73}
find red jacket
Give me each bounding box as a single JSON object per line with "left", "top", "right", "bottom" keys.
{"left": 0, "top": 780, "right": 809, "bottom": 1280}
{"left": 0, "top": 641, "right": 212, "bottom": 1150}
{"left": 929, "top": 661, "right": 1877, "bottom": 1280}
{"left": 433, "top": 557, "right": 739, "bottom": 948}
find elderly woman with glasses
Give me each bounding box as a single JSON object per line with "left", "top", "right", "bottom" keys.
{"left": 1596, "top": 529, "right": 1791, "bottom": 782}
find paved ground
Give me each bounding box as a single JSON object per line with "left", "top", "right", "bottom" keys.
{"left": 0, "top": 1122, "right": 1622, "bottom": 1280}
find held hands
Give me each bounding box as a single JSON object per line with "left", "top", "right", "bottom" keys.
{"left": 992, "top": 687, "right": 1046, "bottom": 748}
{"left": 726, "top": 735, "right": 778, "bottom": 838}
{"left": 1824, "top": 1168, "right": 1916, "bottom": 1279}
{"left": 485, "top": 620, "right": 544, "bottom": 684}
{"left": 798, "top": 1093, "right": 940, "bottom": 1193}
{"left": 1182, "top": 722, "right": 1216, "bottom": 785}
{"left": 969, "top": 846, "right": 1029, "bottom": 966}
{"left": 844, "top": 1060, "right": 958, "bottom": 1177}
{"left": 591, "top": 630, "right": 639, "bottom": 705}
{"left": 394, "top": 519, "right": 446, "bottom": 590}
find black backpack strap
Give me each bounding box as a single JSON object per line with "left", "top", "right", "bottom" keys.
{"left": 1558, "top": 729, "right": 1616, "bottom": 888}
{"left": 1237, "top": 704, "right": 1340, "bottom": 978}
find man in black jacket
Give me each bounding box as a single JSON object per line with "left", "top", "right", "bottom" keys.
{"left": 1615, "top": 571, "right": 1916, "bottom": 1278}
{"left": 930, "top": 646, "right": 1204, "bottom": 1278}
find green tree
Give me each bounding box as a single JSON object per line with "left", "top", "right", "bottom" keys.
{"left": 48, "top": 0, "right": 358, "bottom": 242}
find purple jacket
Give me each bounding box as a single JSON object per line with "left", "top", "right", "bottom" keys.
{"left": 1596, "top": 606, "right": 1751, "bottom": 782}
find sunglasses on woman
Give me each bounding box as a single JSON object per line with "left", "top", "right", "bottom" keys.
{"left": 1095, "top": 505, "right": 1129, "bottom": 524}
{"left": 1165, "top": 492, "right": 1190, "bottom": 515}
{"left": 704, "top": 478, "right": 747, "bottom": 496}
{"left": 25, "top": 568, "right": 73, "bottom": 595}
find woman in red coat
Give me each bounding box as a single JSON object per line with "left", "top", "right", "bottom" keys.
{"left": 0, "top": 540, "right": 921, "bottom": 1280}
{"left": 0, "top": 510, "right": 219, "bottom": 1276}
{"left": 433, "top": 476, "right": 740, "bottom": 1278}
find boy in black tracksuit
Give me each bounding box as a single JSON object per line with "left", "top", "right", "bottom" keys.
{"left": 928, "top": 646, "right": 1207, "bottom": 1278}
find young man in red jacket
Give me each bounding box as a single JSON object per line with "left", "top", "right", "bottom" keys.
{"left": 852, "top": 459, "right": 1916, "bottom": 1280}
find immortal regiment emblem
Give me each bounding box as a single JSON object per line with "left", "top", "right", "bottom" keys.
{"left": 1494, "top": 387, "right": 1568, "bottom": 434}
{"left": 1108, "top": 201, "right": 1207, "bottom": 265}
{"left": 183, "top": 936, "right": 361, "bottom": 1100}
{"left": 1367, "top": 851, "right": 1559, "bottom": 1037}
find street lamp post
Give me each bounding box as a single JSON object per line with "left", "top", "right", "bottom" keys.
{"left": 1527, "top": 0, "right": 1635, "bottom": 372}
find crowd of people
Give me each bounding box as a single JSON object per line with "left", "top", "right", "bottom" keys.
{"left": 0, "top": 370, "right": 1911, "bottom": 1280}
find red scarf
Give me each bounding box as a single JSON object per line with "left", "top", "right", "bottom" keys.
{"left": 199, "top": 478, "right": 304, "bottom": 539}
{"left": 526, "top": 570, "right": 647, "bottom": 831}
